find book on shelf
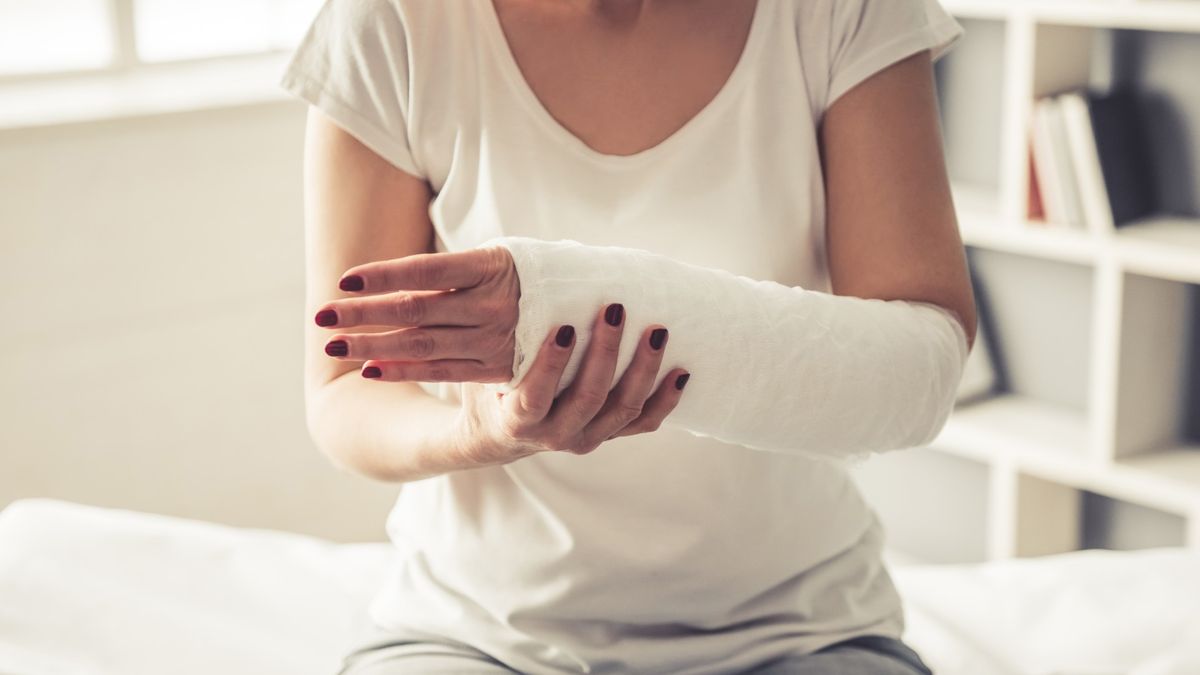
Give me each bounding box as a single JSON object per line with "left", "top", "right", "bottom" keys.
{"left": 1026, "top": 139, "right": 1045, "bottom": 222}
{"left": 1027, "top": 88, "right": 1157, "bottom": 232}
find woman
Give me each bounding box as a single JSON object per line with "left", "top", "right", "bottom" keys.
{"left": 281, "top": 0, "right": 975, "bottom": 673}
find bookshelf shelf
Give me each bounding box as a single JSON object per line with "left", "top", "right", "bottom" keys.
{"left": 1114, "top": 447, "right": 1200, "bottom": 512}
{"left": 937, "top": 394, "right": 1091, "bottom": 463}
{"left": 934, "top": 412, "right": 1200, "bottom": 530}
{"left": 954, "top": 212, "right": 1200, "bottom": 283}
{"left": 1114, "top": 216, "right": 1200, "bottom": 284}
{"left": 942, "top": 0, "right": 1200, "bottom": 34}
{"left": 957, "top": 218, "right": 1099, "bottom": 265}
{"left": 857, "top": 0, "right": 1200, "bottom": 564}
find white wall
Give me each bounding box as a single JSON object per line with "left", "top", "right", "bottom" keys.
{"left": 0, "top": 101, "right": 401, "bottom": 543}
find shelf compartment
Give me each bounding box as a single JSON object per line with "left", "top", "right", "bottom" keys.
{"left": 937, "top": 17, "right": 1007, "bottom": 217}
{"left": 1113, "top": 274, "right": 1198, "bottom": 458}
{"left": 1081, "top": 490, "right": 1188, "bottom": 550}
{"left": 851, "top": 448, "right": 991, "bottom": 564}
{"left": 967, "top": 248, "right": 1095, "bottom": 417}
{"left": 995, "top": 469, "right": 1084, "bottom": 559}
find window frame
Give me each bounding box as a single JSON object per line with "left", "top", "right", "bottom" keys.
{"left": 0, "top": 0, "right": 303, "bottom": 85}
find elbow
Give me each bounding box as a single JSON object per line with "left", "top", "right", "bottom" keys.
{"left": 304, "top": 383, "right": 355, "bottom": 474}
{"left": 912, "top": 334, "right": 968, "bottom": 448}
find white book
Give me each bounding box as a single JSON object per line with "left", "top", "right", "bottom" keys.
{"left": 1046, "top": 97, "right": 1088, "bottom": 230}
{"left": 1059, "top": 91, "right": 1116, "bottom": 235}
{"left": 1031, "top": 99, "right": 1069, "bottom": 227}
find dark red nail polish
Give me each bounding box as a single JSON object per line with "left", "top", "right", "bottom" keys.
{"left": 555, "top": 325, "right": 575, "bottom": 347}
{"left": 339, "top": 275, "right": 364, "bottom": 292}
{"left": 675, "top": 373, "right": 690, "bottom": 390}
{"left": 604, "top": 303, "right": 624, "bottom": 326}
{"left": 362, "top": 366, "right": 382, "bottom": 379}
{"left": 325, "top": 340, "right": 348, "bottom": 357}
{"left": 649, "top": 328, "right": 668, "bottom": 350}
{"left": 315, "top": 309, "right": 338, "bottom": 327}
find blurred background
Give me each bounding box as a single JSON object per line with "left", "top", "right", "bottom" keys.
{"left": 2, "top": 0, "right": 1199, "bottom": 562}
{"left": 0, "top": 0, "right": 401, "bottom": 543}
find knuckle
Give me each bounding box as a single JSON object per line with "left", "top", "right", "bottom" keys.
{"left": 612, "top": 401, "right": 643, "bottom": 425}
{"left": 598, "top": 338, "right": 622, "bottom": 356}
{"left": 486, "top": 246, "right": 513, "bottom": 277}
{"left": 573, "top": 389, "right": 606, "bottom": 412}
{"left": 425, "top": 364, "right": 451, "bottom": 381}
{"left": 546, "top": 433, "right": 574, "bottom": 453}
{"left": 513, "top": 392, "right": 540, "bottom": 418}
{"left": 405, "top": 332, "right": 435, "bottom": 359}
{"left": 487, "top": 324, "right": 511, "bottom": 353}
{"left": 392, "top": 294, "right": 426, "bottom": 325}
{"left": 413, "top": 259, "right": 442, "bottom": 289}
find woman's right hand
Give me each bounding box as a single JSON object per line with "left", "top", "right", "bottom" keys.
{"left": 450, "top": 302, "right": 691, "bottom": 465}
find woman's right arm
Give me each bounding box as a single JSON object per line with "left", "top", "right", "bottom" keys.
{"left": 302, "top": 108, "right": 475, "bottom": 484}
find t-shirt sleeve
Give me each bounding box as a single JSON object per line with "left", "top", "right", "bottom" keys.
{"left": 278, "top": 0, "right": 423, "bottom": 178}
{"left": 825, "top": 0, "right": 964, "bottom": 114}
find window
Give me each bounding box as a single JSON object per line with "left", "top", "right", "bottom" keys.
{"left": 133, "top": 0, "right": 324, "bottom": 63}
{"left": 0, "top": 0, "right": 324, "bottom": 77}
{"left": 0, "top": 0, "right": 115, "bottom": 74}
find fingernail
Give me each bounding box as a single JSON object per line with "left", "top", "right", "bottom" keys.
{"left": 362, "top": 366, "right": 382, "bottom": 379}
{"left": 649, "top": 328, "right": 668, "bottom": 351}
{"left": 315, "top": 309, "right": 338, "bottom": 327}
{"left": 675, "top": 373, "right": 690, "bottom": 390}
{"left": 604, "top": 303, "right": 624, "bottom": 326}
{"left": 339, "top": 275, "right": 364, "bottom": 292}
{"left": 324, "top": 340, "right": 348, "bottom": 357}
{"left": 555, "top": 325, "right": 575, "bottom": 347}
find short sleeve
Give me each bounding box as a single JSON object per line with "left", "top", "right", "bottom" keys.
{"left": 825, "top": 0, "right": 964, "bottom": 113}
{"left": 278, "top": 0, "right": 423, "bottom": 178}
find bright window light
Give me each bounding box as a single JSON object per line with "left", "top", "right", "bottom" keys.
{"left": 133, "top": 0, "right": 324, "bottom": 62}
{"left": 0, "top": 0, "right": 115, "bottom": 75}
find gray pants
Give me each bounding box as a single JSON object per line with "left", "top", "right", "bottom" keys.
{"left": 338, "top": 631, "right": 934, "bottom": 674}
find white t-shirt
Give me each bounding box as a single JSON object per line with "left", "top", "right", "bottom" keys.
{"left": 280, "top": 1, "right": 963, "bottom": 673}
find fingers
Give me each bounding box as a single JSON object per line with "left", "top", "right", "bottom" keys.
{"left": 358, "top": 359, "right": 512, "bottom": 384}
{"left": 546, "top": 303, "right": 625, "bottom": 433}
{"left": 502, "top": 324, "right": 576, "bottom": 425}
{"left": 324, "top": 325, "right": 510, "bottom": 362}
{"left": 336, "top": 247, "right": 508, "bottom": 294}
{"left": 580, "top": 325, "right": 668, "bottom": 444}
{"left": 315, "top": 289, "right": 488, "bottom": 330}
{"left": 607, "top": 368, "right": 690, "bottom": 441}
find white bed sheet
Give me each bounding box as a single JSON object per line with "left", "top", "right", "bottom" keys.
{"left": 1, "top": 498, "right": 1197, "bottom": 675}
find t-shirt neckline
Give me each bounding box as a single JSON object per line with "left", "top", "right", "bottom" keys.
{"left": 480, "top": 0, "right": 767, "bottom": 169}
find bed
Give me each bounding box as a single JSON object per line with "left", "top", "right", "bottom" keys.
{"left": 1, "top": 498, "right": 1196, "bottom": 675}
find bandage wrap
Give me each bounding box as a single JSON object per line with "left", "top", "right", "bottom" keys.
{"left": 478, "top": 236, "right": 970, "bottom": 460}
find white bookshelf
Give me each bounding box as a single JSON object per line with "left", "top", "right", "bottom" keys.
{"left": 927, "top": 0, "right": 1200, "bottom": 559}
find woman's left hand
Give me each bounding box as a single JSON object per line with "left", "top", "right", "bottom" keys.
{"left": 313, "top": 245, "right": 521, "bottom": 383}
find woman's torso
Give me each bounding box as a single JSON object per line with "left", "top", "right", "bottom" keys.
{"left": 367, "top": 2, "right": 904, "bottom": 673}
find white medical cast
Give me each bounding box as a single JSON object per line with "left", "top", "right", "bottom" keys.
{"left": 479, "top": 235, "right": 970, "bottom": 461}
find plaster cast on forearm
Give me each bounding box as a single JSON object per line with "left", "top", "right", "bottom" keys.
{"left": 478, "top": 236, "right": 969, "bottom": 461}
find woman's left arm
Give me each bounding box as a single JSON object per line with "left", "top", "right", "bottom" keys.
{"left": 821, "top": 49, "right": 976, "bottom": 351}
{"left": 476, "top": 49, "right": 976, "bottom": 460}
